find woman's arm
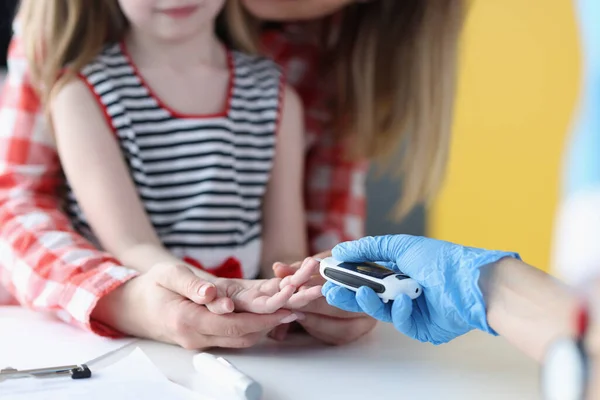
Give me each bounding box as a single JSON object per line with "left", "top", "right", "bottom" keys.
{"left": 0, "top": 34, "right": 138, "bottom": 335}
{"left": 303, "top": 136, "right": 369, "bottom": 254}
{"left": 259, "top": 85, "right": 308, "bottom": 278}
{"left": 50, "top": 78, "right": 214, "bottom": 278}
{"left": 480, "top": 257, "right": 579, "bottom": 362}
{"left": 260, "top": 28, "right": 369, "bottom": 256}
{"left": 325, "top": 235, "right": 583, "bottom": 360}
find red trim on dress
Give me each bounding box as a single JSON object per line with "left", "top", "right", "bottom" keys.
{"left": 119, "top": 41, "right": 234, "bottom": 119}
{"left": 76, "top": 73, "right": 118, "bottom": 136}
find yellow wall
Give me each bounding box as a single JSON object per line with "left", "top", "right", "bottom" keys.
{"left": 428, "top": 0, "right": 581, "bottom": 272}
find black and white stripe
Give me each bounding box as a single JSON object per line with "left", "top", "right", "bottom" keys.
{"left": 65, "top": 43, "right": 282, "bottom": 277}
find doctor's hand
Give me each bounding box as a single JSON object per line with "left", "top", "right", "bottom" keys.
{"left": 324, "top": 235, "right": 520, "bottom": 345}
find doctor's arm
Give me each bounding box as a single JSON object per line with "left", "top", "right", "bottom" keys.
{"left": 323, "top": 234, "right": 580, "bottom": 362}
{"left": 480, "top": 256, "right": 578, "bottom": 362}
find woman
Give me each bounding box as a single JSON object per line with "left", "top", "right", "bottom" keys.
{"left": 0, "top": 0, "right": 463, "bottom": 348}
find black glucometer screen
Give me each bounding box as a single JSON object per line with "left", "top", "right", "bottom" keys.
{"left": 337, "top": 261, "right": 395, "bottom": 279}
{"left": 323, "top": 268, "right": 386, "bottom": 293}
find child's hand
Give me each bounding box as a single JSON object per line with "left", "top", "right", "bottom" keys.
{"left": 269, "top": 256, "right": 377, "bottom": 344}
{"left": 275, "top": 254, "right": 325, "bottom": 292}
{"left": 210, "top": 278, "right": 321, "bottom": 315}
{"left": 210, "top": 278, "right": 295, "bottom": 314}
{"left": 208, "top": 261, "right": 324, "bottom": 314}
{"left": 275, "top": 256, "right": 324, "bottom": 307}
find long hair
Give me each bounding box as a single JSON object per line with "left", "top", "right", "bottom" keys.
{"left": 18, "top": 0, "right": 128, "bottom": 107}
{"left": 227, "top": 0, "right": 466, "bottom": 218}
{"left": 17, "top": 0, "right": 254, "bottom": 108}
{"left": 19, "top": 0, "right": 465, "bottom": 218}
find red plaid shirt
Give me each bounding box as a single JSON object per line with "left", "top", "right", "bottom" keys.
{"left": 0, "top": 25, "right": 367, "bottom": 335}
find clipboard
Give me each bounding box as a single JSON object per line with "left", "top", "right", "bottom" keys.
{"left": 0, "top": 348, "right": 206, "bottom": 400}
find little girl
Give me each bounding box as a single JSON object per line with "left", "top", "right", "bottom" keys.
{"left": 18, "top": 0, "right": 321, "bottom": 314}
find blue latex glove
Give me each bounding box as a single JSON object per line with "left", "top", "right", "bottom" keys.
{"left": 323, "top": 235, "right": 520, "bottom": 345}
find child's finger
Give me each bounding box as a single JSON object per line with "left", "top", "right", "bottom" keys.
{"left": 286, "top": 285, "right": 324, "bottom": 309}
{"left": 286, "top": 258, "right": 321, "bottom": 288}
{"left": 279, "top": 275, "right": 293, "bottom": 289}
{"left": 260, "top": 277, "right": 283, "bottom": 295}
{"left": 278, "top": 259, "right": 307, "bottom": 289}
{"left": 273, "top": 262, "right": 302, "bottom": 283}
{"left": 297, "top": 275, "right": 325, "bottom": 290}
{"left": 273, "top": 261, "right": 302, "bottom": 273}
{"left": 254, "top": 284, "right": 296, "bottom": 314}
{"left": 205, "top": 297, "right": 235, "bottom": 314}
{"left": 281, "top": 274, "right": 323, "bottom": 292}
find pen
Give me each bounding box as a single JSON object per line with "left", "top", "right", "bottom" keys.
{"left": 0, "top": 364, "right": 91, "bottom": 382}
{"left": 193, "top": 353, "right": 262, "bottom": 400}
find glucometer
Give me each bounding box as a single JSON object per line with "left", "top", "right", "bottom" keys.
{"left": 318, "top": 257, "right": 423, "bottom": 303}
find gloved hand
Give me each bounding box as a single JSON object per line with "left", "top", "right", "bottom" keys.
{"left": 323, "top": 235, "right": 520, "bottom": 345}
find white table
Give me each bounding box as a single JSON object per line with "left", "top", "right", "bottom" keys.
{"left": 89, "top": 323, "right": 539, "bottom": 400}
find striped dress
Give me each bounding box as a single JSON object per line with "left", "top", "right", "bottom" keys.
{"left": 65, "top": 43, "right": 284, "bottom": 279}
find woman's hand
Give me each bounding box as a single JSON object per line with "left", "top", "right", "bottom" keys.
{"left": 270, "top": 256, "right": 377, "bottom": 345}
{"left": 141, "top": 260, "right": 322, "bottom": 315}
{"left": 91, "top": 263, "right": 302, "bottom": 349}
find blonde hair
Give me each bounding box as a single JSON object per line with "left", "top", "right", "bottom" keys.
{"left": 18, "top": 0, "right": 127, "bottom": 107}
{"left": 17, "top": 0, "right": 252, "bottom": 108}
{"left": 19, "top": 0, "right": 465, "bottom": 218}
{"left": 227, "top": 0, "right": 466, "bottom": 218}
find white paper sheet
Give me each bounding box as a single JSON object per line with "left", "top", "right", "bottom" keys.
{"left": 0, "top": 348, "right": 211, "bottom": 400}
{"left": 0, "top": 307, "right": 134, "bottom": 369}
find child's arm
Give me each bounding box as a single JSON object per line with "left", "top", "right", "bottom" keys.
{"left": 50, "top": 78, "right": 319, "bottom": 314}
{"left": 259, "top": 85, "right": 308, "bottom": 278}
{"left": 50, "top": 78, "right": 211, "bottom": 277}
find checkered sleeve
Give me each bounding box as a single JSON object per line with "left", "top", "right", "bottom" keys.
{"left": 304, "top": 134, "right": 369, "bottom": 254}
{"left": 261, "top": 28, "right": 369, "bottom": 254}
{"left": 0, "top": 34, "right": 139, "bottom": 337}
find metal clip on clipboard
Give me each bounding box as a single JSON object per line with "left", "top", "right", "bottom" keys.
{"left": 0, "top": 364, "right": 92, "bottom": 382}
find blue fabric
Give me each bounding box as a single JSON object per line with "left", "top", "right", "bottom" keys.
{"left": 323, "top": 235, "right": 520, "bottom": 345}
